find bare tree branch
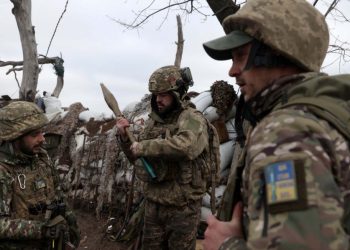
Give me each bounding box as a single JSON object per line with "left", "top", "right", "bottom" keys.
{"left": 108, "top": 0, "right": 194, "bottom": 29}
{"left": 10, "top": 0, "right": 39, "bottom": 101}
{"left": 207, "top": 0, "right": 240, "bottom": 25}
{"left": 0, "top": 56, "right": 63, "bottom": 67}
{"left": 324, "top": 0, "right": 340, "bottom": 18}
{"left": 6, "top": 67, "right": 23, "bottom": 75}
{"left": 174, "top": 15, "right": 184, "bottom": 67}
{"left": 44, "top": 0, "right": 69, "bottom": 58}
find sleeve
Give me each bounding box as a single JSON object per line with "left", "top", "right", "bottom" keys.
{"left": 139, "top": 110, "right": 209, "bottom": 160}
{"left": 0, "top": 167, "right": 43, "bottom": 240}
{"left": 241, "top": 109, "right": 348, "bottom": 249}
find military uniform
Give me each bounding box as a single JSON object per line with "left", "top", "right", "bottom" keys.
{"left": 118, "top": 66, "right": 211, "bottom": 250}
{"left": 219, "top": 73, "right": 350, "bottom": 249}
{"left": 0, "top": 101, "right": 79, "bottom": 250}
{"left": 202, "top": 0, "right": 350, "bottom": 249}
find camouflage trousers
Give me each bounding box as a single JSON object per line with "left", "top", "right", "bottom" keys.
{"left": 142, "top": 199, "right": 201, "bottom": 250}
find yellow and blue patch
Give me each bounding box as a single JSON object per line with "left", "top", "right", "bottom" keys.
{"left": 264, "top": 160, "right": 307, "bottom": 213}
{"left": 264, "top": 160, "right": 297, "bottom": 204}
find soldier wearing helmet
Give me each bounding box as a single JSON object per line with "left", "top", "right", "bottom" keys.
{"left": 116, "top": 66, "right": 214, "bottom": 250}
{"left": 202, "top": 0, "right": 350, "bottom": 249}
{"left": 0, "top": 101, "right": 80, "bottom": 249}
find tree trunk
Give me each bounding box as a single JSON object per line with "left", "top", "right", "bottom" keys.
{"left": 174, "top": 15, "right": 184, "bottom": 68}
{"left": 206, "top": 0, "right": 240, "bottom": 29}
{"left": 10, "top": 0, "right": 39, "bottom": 102}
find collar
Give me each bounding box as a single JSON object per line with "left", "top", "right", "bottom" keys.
{"left": 245, "top": 73, "right": 323, "bottom": 124}
{"left": 0, "top": 141, "right": 38, "bottom": 166}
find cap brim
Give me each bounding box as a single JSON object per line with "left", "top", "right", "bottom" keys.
{"left": 203, "top": 30, "right": 254, "bottom": 60}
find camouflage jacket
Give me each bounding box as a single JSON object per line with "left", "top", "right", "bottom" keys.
{"left": 222, "top": 73, "right": 350, "bottom": 249}
{"left": 120, "top": 104, "right": 210, "bottom": 206}
{"left": 0, "top": 142, "right": 63, "bottom": 247}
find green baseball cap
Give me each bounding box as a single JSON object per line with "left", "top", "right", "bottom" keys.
{"left": 203, "top": 30, "right": 254, "bottom": 60}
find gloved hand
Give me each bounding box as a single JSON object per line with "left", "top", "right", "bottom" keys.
{"left": 66, "top": 210, "right": 81, "bottom": 247}
{"left": 42, "top": 215, "right": 67, "bottom": 239}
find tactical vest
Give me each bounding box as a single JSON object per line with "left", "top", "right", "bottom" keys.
{"left": 0, "top": 146, "right": 57, "bottom": 220}
{"left": 135, "top": 107, "right": 212, "bottom": 206}
{"left": 275, "top": 73, "right": 350, "bottom": 234}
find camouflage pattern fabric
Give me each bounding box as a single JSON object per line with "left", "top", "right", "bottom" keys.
{"left": 0, "top": 142, "right": 77, "bottom": 249}
{"left": 223, "top": 0, "right": 329, "bottom": 72}
{"left": 220, "top": 73, "right": 350, "bottom": 249}
{"left": 126, "top": 105, "right": 210, "bottom": 206}
{"left": 0, "top": 101, "right": 48, "bottom": 141}
{"left": 118, "top": 100, "right": 210, "bottom": 249}
{"left": 142, "top": 199, "right": 201, "bottom": 250}
{"left": 210, "top": 80, "right": 237, "bottom": 117}
{"left": 148, "top": 65, "right": 182, "bottom": 94}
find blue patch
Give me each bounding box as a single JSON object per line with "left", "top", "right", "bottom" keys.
{"left": 264, "top": 160, "right": 298, "bottom": 205}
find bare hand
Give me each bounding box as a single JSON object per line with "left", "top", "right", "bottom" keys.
{"left": 130, "top": 141, "right": 142, "bottom": 157}
{"left": 203, "top": 202, "right": 244, "bottom": 250}
{"left": 116, "top": 117, "right": 130, "bottom": 140}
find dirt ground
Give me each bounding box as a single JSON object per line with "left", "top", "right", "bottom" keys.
{"left": 75, "top": 209, "right": 204, "bottom": 250}
{"left": 75, "top": 209, "right": 129, "bottom": 250}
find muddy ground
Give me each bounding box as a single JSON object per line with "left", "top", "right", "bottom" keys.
{"left": 76, "top": 209, "right": 129, "bottom": 250}
{"left": 75, "top": 209, "right": 204, "bottom": 250}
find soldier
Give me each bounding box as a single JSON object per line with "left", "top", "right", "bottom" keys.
{"left": 0, "top": 101, "right": 80, "bottom": 250}
{"left": 116, "top": 66, "right": 214, "bottom": 250}
{"left": 202, "top": 0, "right": 350, "bottom": 249}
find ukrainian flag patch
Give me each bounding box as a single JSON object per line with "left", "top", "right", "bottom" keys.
{"left": 264, "top": 160, "right": 298, "bottom": 205}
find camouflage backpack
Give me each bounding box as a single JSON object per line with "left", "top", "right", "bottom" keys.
{"left": 276, "top": 72, "right": 350, "bottom": 233}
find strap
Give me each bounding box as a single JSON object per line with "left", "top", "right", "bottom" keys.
{"left": 280, "top": 97, "right": 350, "bottom": 139}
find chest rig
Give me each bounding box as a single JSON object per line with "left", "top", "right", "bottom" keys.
{"left": 0, "top": 151, "right": 57, "bottom": 220}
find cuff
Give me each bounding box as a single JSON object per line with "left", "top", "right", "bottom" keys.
{"left": 219, "top": 236, "right": 246, "bottom": 250}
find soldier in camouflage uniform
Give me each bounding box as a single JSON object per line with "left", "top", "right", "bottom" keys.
{"left": 0, "top": 101, "right": 80, "bottom": 250}
{"left": 116, "top": 66, "right": 211, "bottom": 250}
{"left": 202, "top": 0, "right": 350, "bottom": 249}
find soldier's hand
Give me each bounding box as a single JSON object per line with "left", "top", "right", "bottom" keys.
{"left": 42, "top": 215, "right": 68, "bottom": 239}
{"left": 116, "top": 117, "right": 130, "bottom": 141}
{"left": 203, "top": 202, "right": 243, "bottom": 250}
{"left": 130, "top": 141, "right": 142, "bottom": 157}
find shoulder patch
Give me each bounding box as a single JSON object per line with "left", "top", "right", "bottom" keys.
{"left": 264, "top": 160, "right": 307, "bottom": 214}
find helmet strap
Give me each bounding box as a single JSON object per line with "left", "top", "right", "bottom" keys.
{"left": 244, "top": 40, "right": 294, "bottom": 71}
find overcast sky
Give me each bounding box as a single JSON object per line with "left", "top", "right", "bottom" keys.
{"left": 1, "top": 0, "right": 349, "bottom": 115}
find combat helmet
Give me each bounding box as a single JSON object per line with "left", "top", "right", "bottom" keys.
{"left": 149, "top": 65, "right": 192, "bottom": 92}
{"left": 203, "top": 0, "right": 329, "bottom": 72}
{"left": 0, "top": 101, "right": 48, "bottom": 141}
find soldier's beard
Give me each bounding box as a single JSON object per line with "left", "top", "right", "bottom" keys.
{"left": 156, "top": 101, "right": 178, "bottom": 118}
{"left": 16, "top": 140, "right": 43, "bottom": 155}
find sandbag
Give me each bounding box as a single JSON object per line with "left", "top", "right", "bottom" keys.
{"left": 203, "top": 106, "right": 220, "bottom": 122}
{"left": 200, "top": 206, "right": 212, "bottom": 222}
{"left": 202, "top": 185, "right": 226, "bottom": 208}
{"left": 191, "top": 91, "right": 212, "bottom": 112}
{"left": 43, "top": 95, "right": 63, "bottom": 114}
{"left": 225, "top": 118, "right": 237, "bottom": 141}
{"left": 219, "top": 140, "right": 235, "bottom": 173}
{"left": 225, "top": 105, "right": 237, "bottom": 121}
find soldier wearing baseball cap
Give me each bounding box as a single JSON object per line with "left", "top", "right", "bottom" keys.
{"left": 202, "top": 0, "right": 350, "bottom": 249}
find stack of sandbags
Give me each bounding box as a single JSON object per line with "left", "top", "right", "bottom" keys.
{"left": 191, "top": 80, "right": 238, "bottom": 222}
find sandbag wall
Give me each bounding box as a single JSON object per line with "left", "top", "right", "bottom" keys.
{"left": 190, "top": 81, "right": 238, "bottom": 222}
